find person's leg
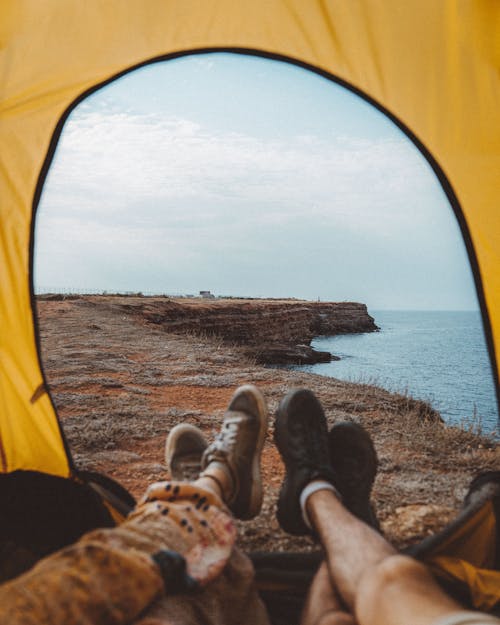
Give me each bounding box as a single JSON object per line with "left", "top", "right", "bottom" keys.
{"left": 142, "top": 383, "right": 271, "bottom": 625}
{"left": 306, "top": 488, "right": 461, "bottom": 625}
{"left": 301, "top": 418, "right": 384, "bottom": 625}
{"left": 0, "top": 385, "right": 270, "bottom": 625}
{"left": 275, "top": 388, "right": 464, "bottom": 625}
{"left": 301, "top": 562, "right": 355, "bottom": 625}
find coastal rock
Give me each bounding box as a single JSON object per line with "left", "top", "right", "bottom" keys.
{"left": 310, "top": 303, "right": 380, "bottom": 335}
{"left": 253, "top": 343, "right": 338, "bottom": 365}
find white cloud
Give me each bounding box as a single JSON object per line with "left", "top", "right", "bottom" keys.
{"left": 43, "top": 108, "right": 429, "bottom": 217}
{"left": 35, "top": 107, "right": 475, "bottom": 307}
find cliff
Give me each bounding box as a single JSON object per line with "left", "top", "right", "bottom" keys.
{"left": 61, "top": 296, "right": 378, "bottom": 364}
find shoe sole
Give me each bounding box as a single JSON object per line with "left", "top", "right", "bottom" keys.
{"left": 274, "top": 388, "right": 329, "bottom": 535}
{"left": 328, "top": 421, "right": 379, "bottom": 528}
{"left": 229, "top": 384, "right": 269, "bottom": 519}
{"left": 327, "top": 421, "right": 378, "bottom": 490}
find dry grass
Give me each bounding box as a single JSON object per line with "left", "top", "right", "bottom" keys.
{"left": 36, "top": 296, "right": 499, "bottom": 552}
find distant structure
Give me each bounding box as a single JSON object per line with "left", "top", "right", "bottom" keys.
{"left": 199, "top": 290, "right": 215, "bottom": 299}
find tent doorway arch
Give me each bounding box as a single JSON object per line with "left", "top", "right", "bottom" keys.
{"left": 32, "top": 48, "right": 499, "bottom": 477}
{"left": 3, "top": 2, "right": 499, "bottom": 481}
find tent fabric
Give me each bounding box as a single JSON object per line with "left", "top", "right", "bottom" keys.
{"left": 0, "top": 1, "right": 499, "bottom": 476}
{"left": 411, "top": 473, "right": 500, "bottom": 614}
{"left": 429, "top": 558, "right": 500, "bottom": 613}
{"left": 425, "top": 500, "right": 500, "bottom": 612}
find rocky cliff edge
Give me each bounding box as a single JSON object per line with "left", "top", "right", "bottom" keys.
{"left": 49, "top": 296, "right": 379, "bottom": 365}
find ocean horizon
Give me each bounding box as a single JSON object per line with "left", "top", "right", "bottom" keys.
{"left": 294, "top": 309, "right": 499, "bottom": 434}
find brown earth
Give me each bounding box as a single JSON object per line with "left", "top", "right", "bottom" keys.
{"left": 37, "top": 296, "right": 498, "bottom": 553}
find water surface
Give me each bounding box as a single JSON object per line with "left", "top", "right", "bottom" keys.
{"left": 296, "top": 311, "right": 498, "bottom": 433}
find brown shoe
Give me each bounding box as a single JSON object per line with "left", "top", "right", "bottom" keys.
{"left": 200, "top": 385, "right": 268, "bottom": 520}
{"left": 165, "top": 424, "right": 208, "bottom": 481}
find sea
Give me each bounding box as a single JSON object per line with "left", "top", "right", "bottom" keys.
{"left": 294, "top": 310, "right": 499, "bottom": 434}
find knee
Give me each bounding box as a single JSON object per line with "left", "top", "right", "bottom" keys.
{"left": 356, "top": 555, "right": 431, "bottom": 620}
{"left": 372, "top": 554, "right": 429, "bottom": 586}
{"left": 360, "top": 554, "right": 430, "bottom": 596}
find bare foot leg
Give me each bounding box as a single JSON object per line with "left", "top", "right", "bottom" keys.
{"left": 301, "top": 562, "right": 355, "bottom": 625}
{"left": 306, "top": 478, "right": 462, "bottom": 625}
{"left": 275, "top": 388, "right": 463, "bottom": 625}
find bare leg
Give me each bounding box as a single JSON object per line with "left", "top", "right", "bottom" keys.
{"left": 306, "top": 489, "right": 462, "bottom": 625}
{"left": 301, "top": 562, "right": 355, "bottom": 625}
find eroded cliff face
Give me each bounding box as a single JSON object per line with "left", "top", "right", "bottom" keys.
{"left": 310, "top": 303, "right": 380, "bottom": 335}
{"left": 125, "top": 299, "right": 376, "bottom": 343}
{"left": 67, "top": 297, "right": 378, "bottom": 364}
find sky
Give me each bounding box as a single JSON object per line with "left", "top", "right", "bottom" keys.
{"left": 35, "top": 52, "right": 479, "bottom": 310}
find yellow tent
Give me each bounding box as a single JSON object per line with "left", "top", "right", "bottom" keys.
{"left": 0, "top": 1, "right": 499, "bottom": 477}
{"left": 1, "top": 2, "right": 500, "bottom": 613}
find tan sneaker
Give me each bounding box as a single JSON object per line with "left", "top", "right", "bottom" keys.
{"left": 200, "top": 385, "right": 268, "bottom": 520}
{"left": 165, "top": 424, "right": 208, "bottom": 481}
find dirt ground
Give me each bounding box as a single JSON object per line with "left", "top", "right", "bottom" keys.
{"left": 37, "top": 297, "right": 499, "bottom": 553}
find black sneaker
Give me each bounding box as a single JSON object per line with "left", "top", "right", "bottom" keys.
{"left": 328, "top": 422, "right": 379, "bottom": 529}
{"left": 274, "top": 388, "right": 336, "bottom": 535}
{"left": 165, "top": 424, "right": 208, "bottom": 482}
{"left": 200, "top": 385, "right": 268, "bottom": 520}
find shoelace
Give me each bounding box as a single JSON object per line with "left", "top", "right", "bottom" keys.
{"left": 218, "top": 421, "right": 239, "bottom": 449}
{"left": 207, "top": 420, "right": 239, "bottom": 459}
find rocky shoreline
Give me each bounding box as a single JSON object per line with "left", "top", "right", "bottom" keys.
{"left": 39, "top": 295, "right": 378, "bottom": 364}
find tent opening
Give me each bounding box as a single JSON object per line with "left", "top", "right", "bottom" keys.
{"left": 33, "top": 52, "right": 498, "bottom": 555}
